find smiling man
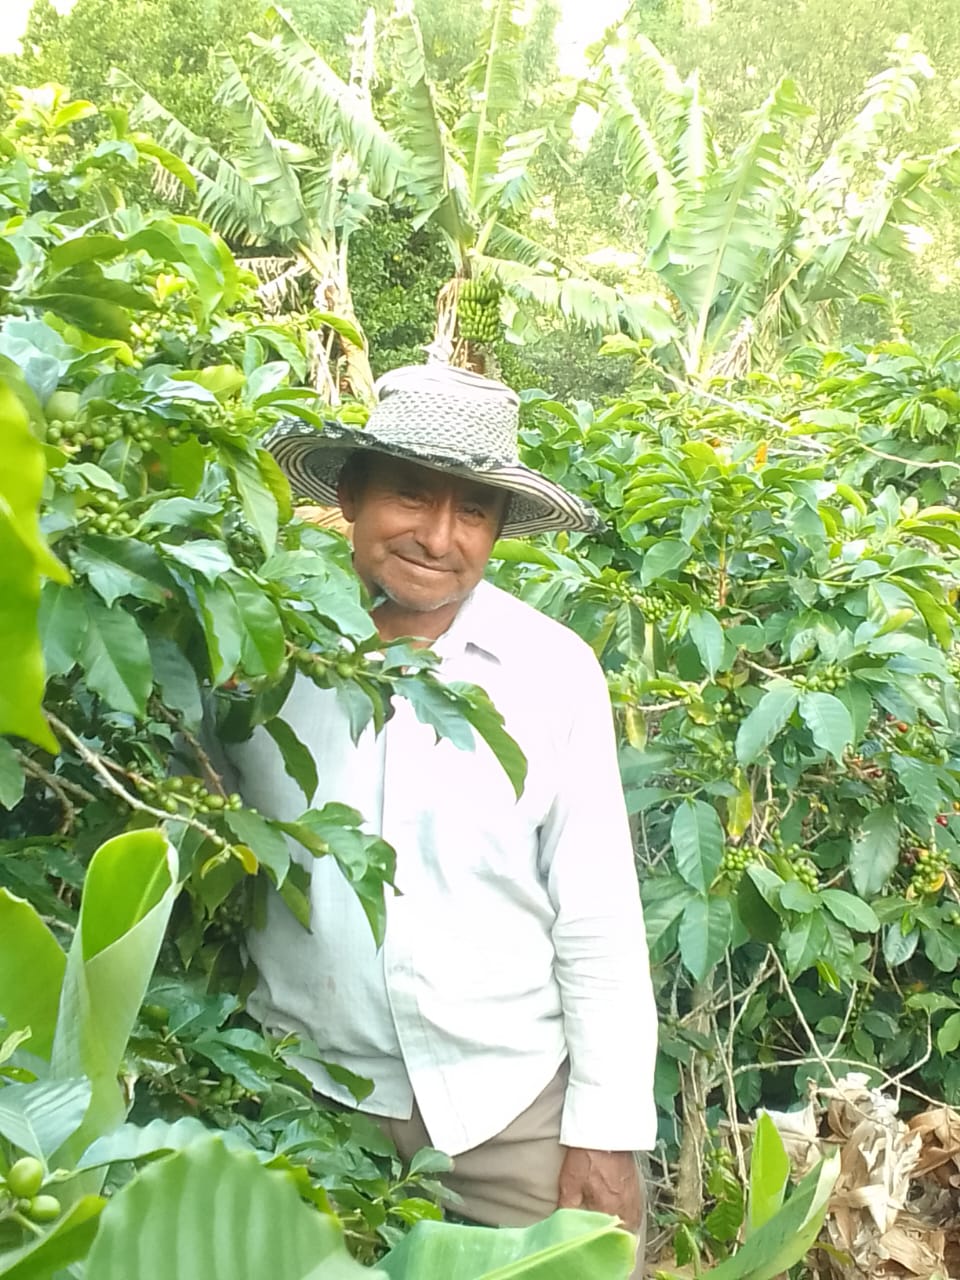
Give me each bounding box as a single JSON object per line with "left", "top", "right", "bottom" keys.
{"left": 230, "top": 364, "right": 658, "bottom": 1268}
{"left": 338, "top": 452, "right": 507, "bottom": 641}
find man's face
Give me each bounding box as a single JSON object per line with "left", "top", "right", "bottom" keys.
{"left": 338, "top": 455, "right": 507, "bottom": 615}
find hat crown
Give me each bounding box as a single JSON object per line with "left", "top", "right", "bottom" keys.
{"left": 262, "top": 360, "right": 603, "bottom": 536}
{"left": 368, "top": 364, "right": 520, "bottom": 464}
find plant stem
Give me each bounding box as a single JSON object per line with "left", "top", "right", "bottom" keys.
{"left": 46, "top": 713, "right": 221, "bottom": 846}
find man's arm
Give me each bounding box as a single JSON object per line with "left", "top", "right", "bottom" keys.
{"left": 538, "top": 646, "right": 658, "bottom": 1222}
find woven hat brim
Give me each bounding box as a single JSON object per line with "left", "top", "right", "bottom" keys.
{"left": 266, "top": 420, "right": 604, "bottom": 537}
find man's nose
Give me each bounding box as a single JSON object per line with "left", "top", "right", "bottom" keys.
{"left": 415, "top": 497, "right": 457, "bottom": 559}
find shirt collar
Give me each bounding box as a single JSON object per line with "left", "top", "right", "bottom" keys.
{"left": 433, "top": 580, "right": 503, "bottom": 664}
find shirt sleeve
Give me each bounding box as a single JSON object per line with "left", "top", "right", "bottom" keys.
{"left": 538, "top": 646, "right": 659, "bottom": 1152}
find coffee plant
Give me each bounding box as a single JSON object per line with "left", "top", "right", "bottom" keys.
{"left": 0, "top": 94, "right": 641, "bottom": 1280}
{"left": 488, "top": 362, "right": 960, "bottom": 1239}
{"left": 2, "top": 77, "right": 958, "bottom": 1280}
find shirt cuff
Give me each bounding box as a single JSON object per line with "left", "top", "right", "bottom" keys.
{"left": 559, "top": 1077, "right": 658, "bottom": 1152}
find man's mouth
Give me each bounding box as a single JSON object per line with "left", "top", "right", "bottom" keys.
{"left": 394, "top": 552, "right": 450, "bottom": 574}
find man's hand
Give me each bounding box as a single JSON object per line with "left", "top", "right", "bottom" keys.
{"left": 557, "top": 1147, "right": 645, "bottom": 1231}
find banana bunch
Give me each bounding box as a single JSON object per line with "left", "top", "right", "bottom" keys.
{"left": 457, "top": 274, "right": 502, "bottom": 343}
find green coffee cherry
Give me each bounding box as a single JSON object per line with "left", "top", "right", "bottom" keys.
{"left": 25, "top": 1194, "right": 61, "bottom": 1223}
{"left": 5, "top": 1157, "right": 44, "bottom": 1200}
{"left": 141, "top": 1003, "right": 170, "bottom": 1029}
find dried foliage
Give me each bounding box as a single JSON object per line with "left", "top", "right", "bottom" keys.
{"left": 765, "top": 1075, "right": 960, "bottom": 1278}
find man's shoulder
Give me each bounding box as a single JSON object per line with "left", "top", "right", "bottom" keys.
{"left": 472, "top": 580, "right": 599, "bottom": 674}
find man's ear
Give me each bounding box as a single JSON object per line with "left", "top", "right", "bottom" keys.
{"left": 337, "top": 472, "right": 357, "bottom": 522}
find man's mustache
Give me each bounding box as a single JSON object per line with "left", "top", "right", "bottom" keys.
{"left": 389, "top": 540, "right": 462, "bottom": 572}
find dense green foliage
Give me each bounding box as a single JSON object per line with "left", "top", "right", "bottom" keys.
{"left": 0, "top": 97, "right": 547, "bottom": 1275}
{"left": 0, "top": 95, "right": 858, "bottom": 1276}
{"left": 2, "top": 0, "right": 960, "bottom": 1272}
{"left": 488, "top": 343, "right": 960, "bottom": 1245}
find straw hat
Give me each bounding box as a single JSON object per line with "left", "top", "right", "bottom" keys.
{"left": 264, "top": 364, "right": 602, "bottom": 538}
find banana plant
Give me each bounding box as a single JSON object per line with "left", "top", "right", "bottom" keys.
{"left": 604, "top": 37, "right": 960, "bottom": 379}
{"left": 109, "top": 33, "right": 383, "bottom": 403}
{"left": 656, "top": 1114, "right": 840, "bottom": 1280}
{"left": 82, "top": 1141, "right": 637, "bottom": 1280}
{"left": 252, "top": 3, "right": 671, "bottom": 365}
{"left": 0, "top": 827, "right": 178, "bottom": 1274}
{"left": 0, "top": 374, "right": 69, "bottom": 754}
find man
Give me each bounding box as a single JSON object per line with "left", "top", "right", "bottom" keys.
{"left": 230, "top": 364, "right": 658, "bottom": 1261}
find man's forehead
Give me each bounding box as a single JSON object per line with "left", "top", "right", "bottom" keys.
{"left": 370, "top": 455, "right": 504, "bottom": 506}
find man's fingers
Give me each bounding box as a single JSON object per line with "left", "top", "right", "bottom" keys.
{"left": 556, "top": 1155, "right": 586, "bottom": 1210}
{"left": 558, "top": 1149, "right": 644, "bottom": 1230}
{"left": 558, "top": 1191, "right": 585, "bottom": 1209}
{"left": 556, "top": 1176, "right": 585, "bottom": 1209}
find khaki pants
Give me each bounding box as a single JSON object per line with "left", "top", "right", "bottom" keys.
{"left": 324, "top": 1065, "right": 647, "bottom": 1278}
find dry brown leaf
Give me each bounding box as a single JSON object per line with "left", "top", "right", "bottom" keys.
{"left": 877, "top": 1220, "right": 944, "bottom": 1274}
{"left": 294, "top": 504, "right": 353, "bottom": 538}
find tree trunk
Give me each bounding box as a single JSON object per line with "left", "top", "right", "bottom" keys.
{"left": 675, "top": 978, "right": 713, "bottom": 1220}
{"left": 324, "top": 274, "right": 375, "bottom": 405}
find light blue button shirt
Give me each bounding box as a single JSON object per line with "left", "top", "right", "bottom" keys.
{"left": 230, "top": 580, "right": 658, "bottom": 1155}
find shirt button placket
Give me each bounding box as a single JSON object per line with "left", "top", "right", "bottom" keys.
{"left": 379, "top": 701, "right": 421, "bottom": 1073}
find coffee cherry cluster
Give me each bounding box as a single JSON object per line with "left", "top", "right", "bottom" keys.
{"left": 209, "top": 890, "right": 248, "bottom": 947}
{"left": 794, "top": 662, "right": 848, "bottom": 693}
{"left": 716, "top": 698, "right": 741, "bottom": 726}
{"left": 48, "top": 411, "right": 156, "bottom": 457}
{"left": 1, "top": 1157, "right": 61, "bottom": 1225}
{"left": 457, "top": 275, "right": 502, "bottom": 343}
{"left": 889, "top": 716, "right": 949, "bottom": 765}
{"left": 845, "top": 751, "right": 888, "bottom": 787}
{"left": 771, "top": 831, "right": 819, "bottom": 889}
{"left": 720, "top": 843, "right": 760, "bottom": 880}
{"left": 76, "top": 491, "right": 138, "bottom": 537}
{"left": 51, "top": 411, "right": 202, "bottom": 459}
{"left": 704, "top": 1139, "right": 735, "bottom": 1176}
{"left": 902, "top": 841, "right": 949, "bottom": 895}
{"left": 634, "top": 592, "right": 671, "bottom": 622}
{"left": 130, "top": 312, "right": 198, "bottom": 362}
{"left": 691, "top": 736, "right": 735, "bottom": 781}
{"left": 792, "top": 856, "right": 820, "bottom": 891}
{"left": 139, "top": 775, "right": 242, "bottom": 818}
{"left": 226, "top": 522, "right": 263, "bottom": 570}
{"left": 291, "top": 647, "right": 360, "bottom": 685}
{"left": 141, "top": 1068, "right": 252, "bottom": 1114}
{"left": 196, "top": 1074, "right": 250, "bottom": 1109}
{"left": 849, "top": 981, "right": 875, "bottom": 1030}
{"left": 47, "top": 415, "right": 129, "bottom": 454}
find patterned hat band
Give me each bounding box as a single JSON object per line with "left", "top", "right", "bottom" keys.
{"left": 263, "top": 364, "right": 603, "bottom": 538}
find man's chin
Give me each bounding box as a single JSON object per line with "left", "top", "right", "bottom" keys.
{"left": 374, "top": 574, "right": 467, "bottom": 615}
{"left": 383, "top": 589, "right": 463, "bottom": 614}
